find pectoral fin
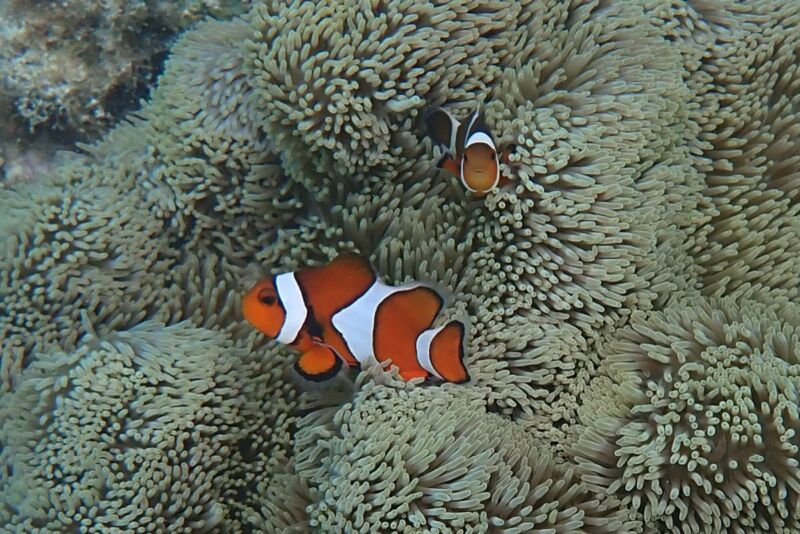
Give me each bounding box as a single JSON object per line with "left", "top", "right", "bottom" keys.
{"left": 294, "top": 345, "right": 343, "bottom": 382}
{"left": 499, "top": 144, "right": 516, "bottom": 166}
{"left": 437, "top": 154, "right": 460, "bottom": 176}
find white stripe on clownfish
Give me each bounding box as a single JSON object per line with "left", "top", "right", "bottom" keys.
{"left": 465, "top": 105, "right": 481, "bottom": 140}
{"left": 445, "top": 111, "right": 463, "bottom": 158}
{"left": 274, "top": 272, "right": 307, "bottom": 344}
{"left": 423, "top": 103, "right": 508, "bottom": 196}
{"left": 331, "top": 280, "right": 426, "bottom": 366}
{"left": 242, "top": 253, "right": 470, "bottom": 383}
{"left": 415, "top": 326, "right": 444, "bottom": 380}
{"left": 464, "top": 131, "right": 496, "bottom": 149}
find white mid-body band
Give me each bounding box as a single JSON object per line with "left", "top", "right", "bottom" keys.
{"left": 331, "top": 281, "right": 424, "bottom": 365}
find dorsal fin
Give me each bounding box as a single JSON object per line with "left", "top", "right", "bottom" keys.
{"left": 465, "top": 105, "right": 481, "bottom": 136}
{"left": 464, "top": 104, "right": 494, "bottom": 144}
{"left": 424, "top": 106, "right": 463, "bottom": 155}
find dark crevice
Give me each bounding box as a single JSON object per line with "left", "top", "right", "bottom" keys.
{"left": 102, "top": 48, "right": 170, "bottom": 122}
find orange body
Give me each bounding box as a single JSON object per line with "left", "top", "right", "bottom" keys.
{"left": 424, "top": 104, "right": 514, "bottom": 196}
{"left": 242, "top": 254, "right": 470, "bottom": 383}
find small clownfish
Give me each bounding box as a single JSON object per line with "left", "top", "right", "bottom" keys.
{"left": 242, "top": 253, "right": 470, "bottom": 384}
{"left": 424, "top": 105, "right": 513, "bottom": 196}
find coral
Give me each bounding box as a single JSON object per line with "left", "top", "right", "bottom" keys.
{"left": 2, "top": 0, "right": 800, "bottom": 531}
{"left": 0, "top": 0, "right": 253, "bottom": 136}
{"left": 293, "top": 369, "right": 634, "bottom": 533}
{"left": 571, "top": 298, "right": 800, "bottom": 533}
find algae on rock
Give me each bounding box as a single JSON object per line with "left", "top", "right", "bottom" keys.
{"left": 0, "top": 0, "right": 253, "bottom": 136}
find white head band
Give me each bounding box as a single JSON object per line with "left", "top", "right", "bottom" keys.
{"left": 275, "top": 273, "right": 307, "bottom": 344}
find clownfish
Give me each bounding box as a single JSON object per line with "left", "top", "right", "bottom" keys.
{"left": 423, "top": 105, "right": 512, "bottom": 196}
{"left": 242, "top": 253, "right": 470, "bottom": 384}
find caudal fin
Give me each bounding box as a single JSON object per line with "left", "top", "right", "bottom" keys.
{"left": 428, "top": 320, "right": 469, "bottom": 383}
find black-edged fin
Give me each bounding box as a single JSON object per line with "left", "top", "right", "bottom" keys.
{"left": 465, "top": 106, "right": 480, "bottom": 136}
{"left": 500, "top": 143, "right": 517, "bottom": 165}
{"left": 290, "top": 359, "right": 356, "bottom": 395}
{"left": 465, "top": 106, "right": 493, "bottom": 141}
{"left": 424, "top": 106, "right": 462, "bottom": 154}
{"left": 436, "top": 153, "right": 460, "bottom": 176}
{"left": 293, "top": 345, "right": 344, "bottom": 382}
{"left": 428, "top": 320, "right": 470, "bottom": 384}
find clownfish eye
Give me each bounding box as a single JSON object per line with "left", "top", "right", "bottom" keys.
{"left": 258, "top": 289, "right": 277, "bottom": 306}
{"left": 490, "top": 152, "right": 496, "bottom": 160}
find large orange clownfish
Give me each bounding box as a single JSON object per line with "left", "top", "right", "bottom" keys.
{"left": 242, "top": 254, "right": 470, "bottom": 383}
{"left": 424, "top": 105, "right": 512, "bottom": 196}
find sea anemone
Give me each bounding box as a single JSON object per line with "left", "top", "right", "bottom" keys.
{"left": 294, "top": 369, "right": 634, "bottom": 533}
{"left": 572, "top": 298, "right": 800, "bottom": 533}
